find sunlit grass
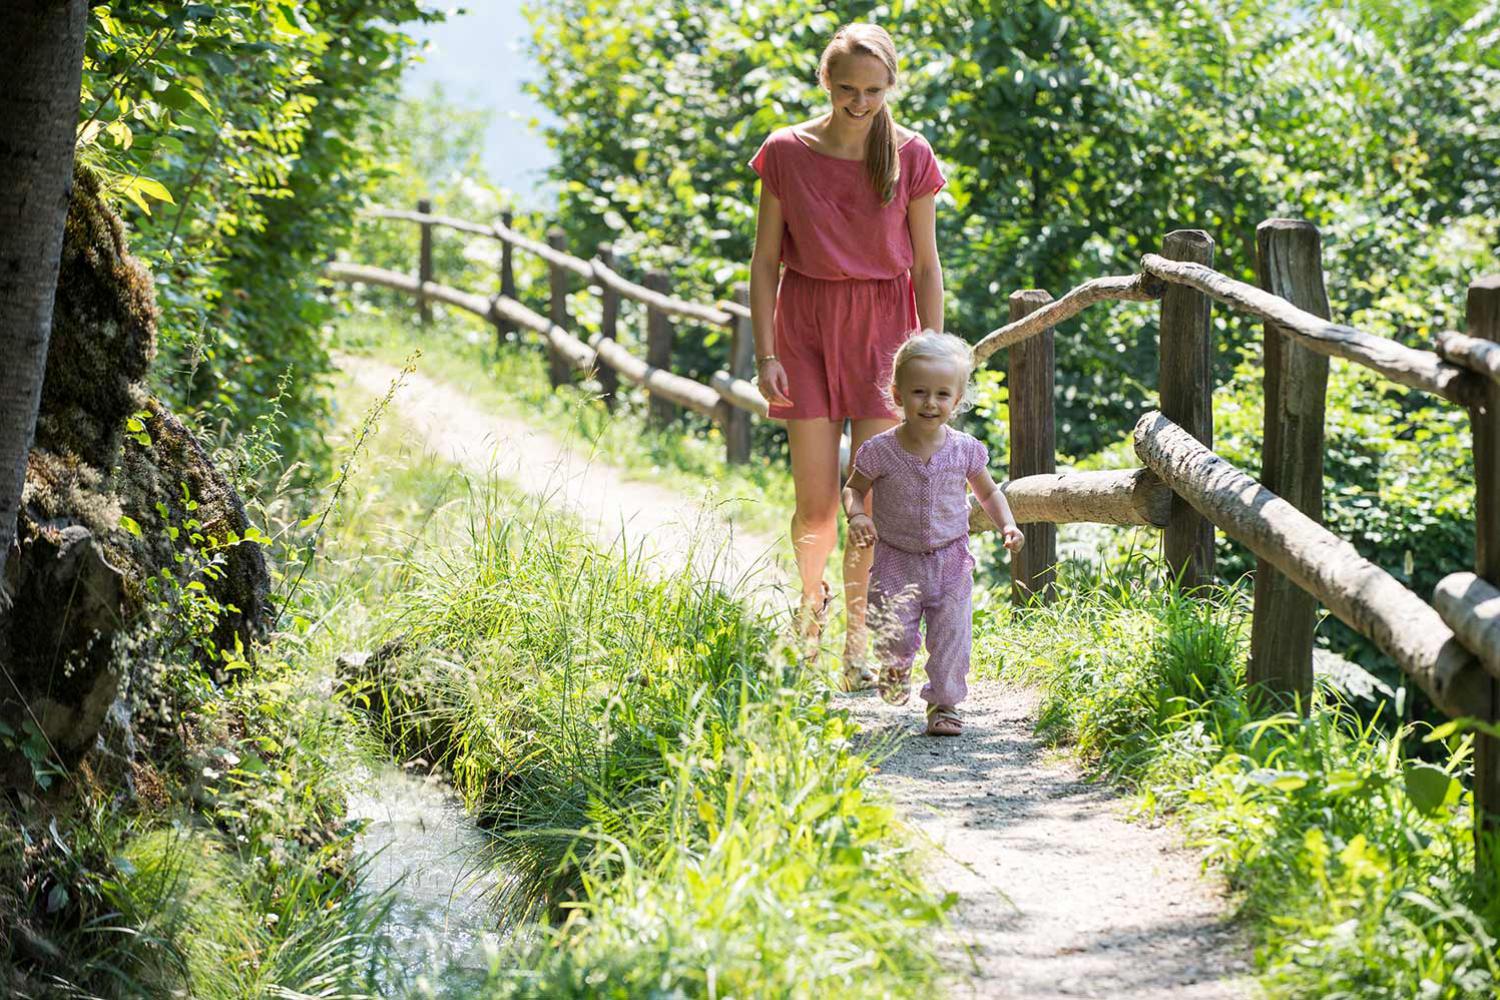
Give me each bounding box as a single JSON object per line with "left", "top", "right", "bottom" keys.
{"left": 348, "top": 472, "right": 948, "bottom": 996}
{"left": 975, "top": 557, "right": 1500, "bottom": 999}
{"left": 331, "top": 309, "right": 797, "bottom": 541}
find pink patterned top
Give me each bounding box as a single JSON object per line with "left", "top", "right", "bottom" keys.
{"left": 854, "top": 427, "right": 990, "bottom": 554}
{"left": 749, "top": 127, "right": 946, "bottom": 281}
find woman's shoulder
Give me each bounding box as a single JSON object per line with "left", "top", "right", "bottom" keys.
{"left": 895, "top": 125, "right": 934, "bottom": 155}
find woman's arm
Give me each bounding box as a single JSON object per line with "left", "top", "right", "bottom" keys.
{"left": 842, "top": 469, "right": 878, "bottom": 548}
{"left": 750, "top": 189, "right": 792, "bottom": 406}
{"left": 907, "top": 192, "right": 944, "bottom": 333}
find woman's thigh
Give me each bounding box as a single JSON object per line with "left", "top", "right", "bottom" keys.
{"left": 786, "top": 418, "right": 844, "bottom": 520}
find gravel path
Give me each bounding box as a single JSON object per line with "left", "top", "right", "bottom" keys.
{"left": 342, "top": 354, "right": 1255, "bottom": 998}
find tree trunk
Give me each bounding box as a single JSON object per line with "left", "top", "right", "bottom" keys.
{"left": 0, "top": 1, "right": 88, "bottom": 593}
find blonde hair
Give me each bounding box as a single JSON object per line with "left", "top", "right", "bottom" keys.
{"left": 888, "top": 330, "right": 977, "bottom": 418}
{"left": 818, "top": 23, "right": 901, "bottom": 205}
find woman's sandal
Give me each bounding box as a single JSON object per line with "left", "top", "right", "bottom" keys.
{"left": 925, "top": 704, "right": 963, "bottom": 737}
{"left": 796, "top": 581, "right": 834, "bottom": 663}
{"left": 877, "top": 661, "right": 911, "bottom": 705}
{"left": 839, "top": 654, "right": 878, "bottom": 693}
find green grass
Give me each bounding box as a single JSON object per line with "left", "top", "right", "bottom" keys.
{"left": 331, "top": 309, "right": 797, "bottom": 541}
{"left": 0, "top": 367, "right": 490, "bottom": 998}
{"left": 974, "top": 559, "right": 1500, "bottom": 999}
{"left": 348, "top": 474, "right": 947, "bottom": 997}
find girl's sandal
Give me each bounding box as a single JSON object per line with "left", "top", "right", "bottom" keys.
{"left": 925, "top": 704, "right": 963, "bottom": 737}
{"left": 878, "top": 661, "right": 911, "bottom": 705}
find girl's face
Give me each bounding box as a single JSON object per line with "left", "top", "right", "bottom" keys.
{"left": 823, "top": 52, "right": 893, "bottom": 128}
{"left": 893, "top": 357, "right": 966, "bottom": 427}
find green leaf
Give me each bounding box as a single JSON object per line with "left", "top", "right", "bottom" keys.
{"left": 1404, "top": 763, "right": 1457, "bottom": 817}
{"left": 118, "top": 515, "right": 142, "bottom": 538}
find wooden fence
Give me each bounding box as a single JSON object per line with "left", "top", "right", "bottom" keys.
{"left": 329, "top": 206, "right": 1500, "bottom": 873}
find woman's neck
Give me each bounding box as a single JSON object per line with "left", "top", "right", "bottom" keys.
{"left": 815, "top": 111, "right": 871, "bottom": 158}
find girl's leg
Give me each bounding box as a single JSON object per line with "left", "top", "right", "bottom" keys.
{"left": 842, "top": 416, "right": 899, "bottom": 667}
{"left": 918, "top": 583, "right": 974, "bottom": 709}
{"left": 786, "top": 418, "right": 844, "bottom": 632}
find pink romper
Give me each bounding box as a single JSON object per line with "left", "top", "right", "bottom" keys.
{"left": 854, "top": 427, "right": 989, "bottom": 707}
{"left": 749, "top": 128, "right": 946, "bottom": 421}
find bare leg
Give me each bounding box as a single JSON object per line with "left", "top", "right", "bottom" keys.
{"left": 785, "top": 419, "right": 843, "bottom": 635}
{"left": 842, "top": 417, "right": 899, "bottom": 668}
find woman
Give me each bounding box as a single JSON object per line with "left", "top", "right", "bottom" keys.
{"left": 748, "top": 22, "right": 946, "bottom": 689}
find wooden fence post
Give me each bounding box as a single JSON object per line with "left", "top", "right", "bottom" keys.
{"left": 596, "top": 242, "right": 621, "bottom": 408}
{"left": 1248, "top": 220, "right": 1331, "bottom": 708}
{"left": 497, "top": 209, "right": 517, "bottom": 348}
{"left": 546, "top": 227, "right": 571, "bottom": 389}
{"left": 1469, "top": 274, "right": 1500, "bottom": 875}
{"left": 726, "top": 282, "right": 754, "bottom": 464}
{"left": 645, "top": 270, "right": 676, "bottom": 428}
{"left": 1008, "top": 289, "right": 1057, "bottom": 605}
{"left": 1158, "top": 229, "right": 1216, "bottom": 590}
{"left": 417, "top": 197, "right": 433, "bottom": 326}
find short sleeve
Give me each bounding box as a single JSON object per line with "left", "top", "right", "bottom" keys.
{"left": 906, "top": 138, "right": 946, "bottom": 199}
{"left": 749, "top": 133, "right": 783, "bottom": 200}
{"left": 965, "top": 435, "right": 989, "bottom": 478}
{"left": 853, "top": 438, "right": 886, "bottom": 481}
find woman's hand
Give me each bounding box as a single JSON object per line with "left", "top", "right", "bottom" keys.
{"left": 1001, "top": 525, "right": 1025, "bottom": 553}
{"left": 848, "top": 512, "right": 878, "bottom": 548}
{"left": 756, "top": 357, "right": 794, "bottom": 407}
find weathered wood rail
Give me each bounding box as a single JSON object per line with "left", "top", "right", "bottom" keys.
{"left": 330, "top": 207, "right": 1500, "bottom": 874}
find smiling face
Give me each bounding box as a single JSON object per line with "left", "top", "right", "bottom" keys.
{"left": 822, "top": 52, "right": 893, "bottom": 129}
{"left": 892, "top": 356, "right": 966, "bottom": 427}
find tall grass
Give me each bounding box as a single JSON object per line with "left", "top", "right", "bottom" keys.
{"left": 976, "top": 558, "right": 1500, "bottom": 998}
{"left": 353, "top": 485, "right": 947, "bottom": 997}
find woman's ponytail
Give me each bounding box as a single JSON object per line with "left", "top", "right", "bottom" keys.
{"left": 867, "top": 103, "right": 899, "bottom": 205}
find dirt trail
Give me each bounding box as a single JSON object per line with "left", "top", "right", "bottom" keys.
{"left": 342, "top": 355, "right": 1254, "bottom": 998}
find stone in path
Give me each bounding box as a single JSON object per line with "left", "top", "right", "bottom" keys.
{"left": 341, "top": 354, "right": 1253, "bottom": 998}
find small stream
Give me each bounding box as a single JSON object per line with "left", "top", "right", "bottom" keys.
{"left": 347, "top": 763, "right": 509, "bottom": 991}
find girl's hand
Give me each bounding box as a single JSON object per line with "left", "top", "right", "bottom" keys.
{"left": 756, "top": 358, "right": 794, "bottom": 407}
{"left": 1002, "top": 525, "right": 1025, "bottom": 553}
{"left": 848, "top": 513, "right": 878, "bottom": 548}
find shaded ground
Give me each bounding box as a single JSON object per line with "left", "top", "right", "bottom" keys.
{"left": 340, "top": 354, "right": 1254, "bottom": 997}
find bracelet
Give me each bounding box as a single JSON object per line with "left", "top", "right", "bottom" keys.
{"left": 756, "top": 354, "right": 778, "bottom": 365}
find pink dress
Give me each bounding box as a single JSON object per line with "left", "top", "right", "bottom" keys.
{"left": 750, "top": 127, "right": 946, "bottom": 421}
{"left": 854, "top": 426, "right": 989, "bottom": 707}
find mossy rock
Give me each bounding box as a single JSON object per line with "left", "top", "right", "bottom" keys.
{"left": 1, "top": 166, "right": 268, "bottom": 776}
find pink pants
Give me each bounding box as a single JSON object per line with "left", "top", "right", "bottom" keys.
{"left": 867, "top": 538, "right": 974, "bottom": 706}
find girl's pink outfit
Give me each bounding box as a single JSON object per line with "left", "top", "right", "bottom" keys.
{"left": 854, "top": 427, "right": 988, "bottom": 707}
{"left": 750, "top": 128, "right": 946, "bottom": 421}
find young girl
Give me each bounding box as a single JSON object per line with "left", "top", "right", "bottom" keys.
{"left": 748, "top": 23, "right": 946, "bottom": 690}
{"left": 842, "top": 331, "right": 1025, "bottom": 736}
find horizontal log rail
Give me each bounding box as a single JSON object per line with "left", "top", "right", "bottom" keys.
{"left": 590, "top": 257, "right": 733, "bottom": 326}
{"left": 326, "top": 261, "right": 724, "bottom": 420}
{"left": 1437, "top": 329, "right": 1500, "bottom": 386}
{"left": 363, "top": 206, "right": 735, "bottom": 326}
{"left": 969, "top": 468, "right": 1172, "bottom": 532}
{"left": 1435, "top": 573, "right": 1500, "bottom": 682}
{"left": 1142, "top": 253, "right": 1483, "bottom": 406}
{"left": 973, "top": 274, "right": 1164, "bottom": 364}
{"left": 1134, "top": 410, "right": 1494, "bottom": 720}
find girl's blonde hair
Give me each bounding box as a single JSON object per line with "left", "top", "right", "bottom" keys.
{"left": 888, "top": 330, "right": 977, "bottom": 418}
{"left": 818, "top": 23, "right": 901, "bottom": 205}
